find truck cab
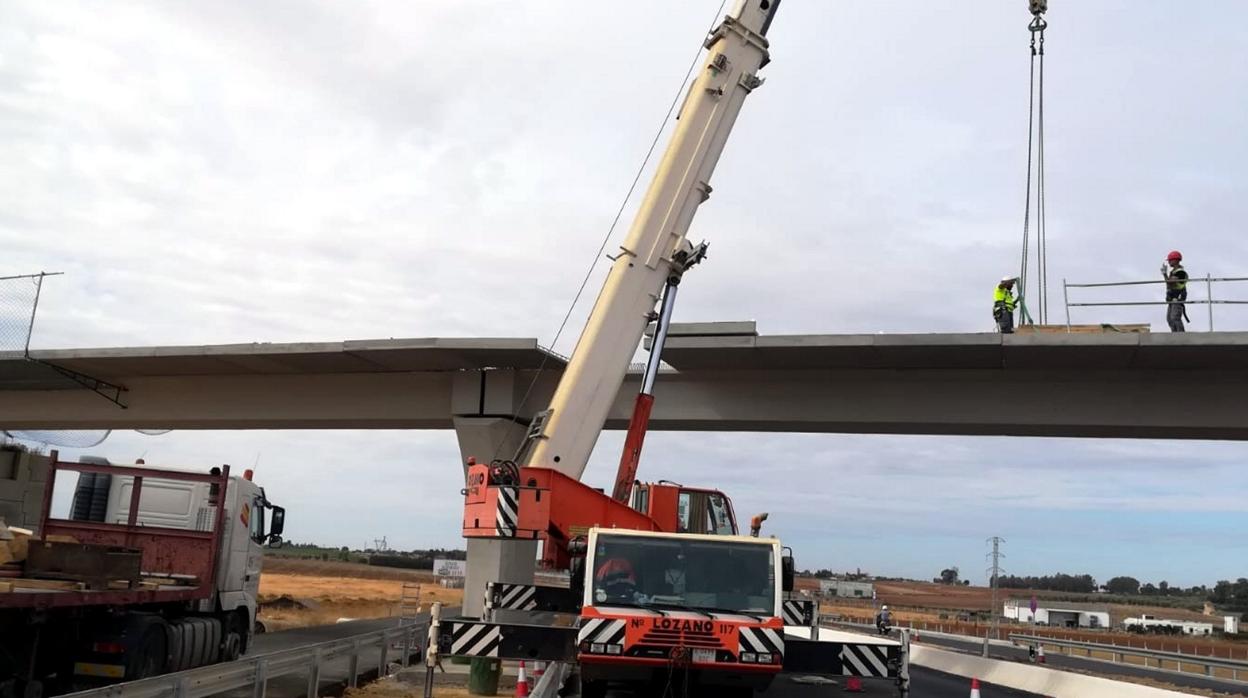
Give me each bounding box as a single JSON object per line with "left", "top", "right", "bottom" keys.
{"left": 74, "top": 463, "right": 285, "bottom": 638}
{"left": 577, "top": 528, "right": 786, "bottom": 698}
{"left": 629, "top": 482, "right": 737, "bottom": 536}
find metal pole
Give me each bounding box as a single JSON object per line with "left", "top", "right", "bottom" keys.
{"left": 307, "top": 649, "right": 322, "bottom": 698}
{"left": 253, "top": 659, "right": 269, "bottom": 698}
{"left": 898, "top": 629, "right": 911, "bottom": 697}
{"left": 1062, "top": 278, "right": 1071, "bottom": 331}
{"left": 425, "top": 603, "right": 443, "bottom": 698}
{"left": 402, "top": 624, "right": 413, "bottom": 668}
{"left": 641, "top": 280, "right": 679, "bottom": 395}
{"left": 24, "top": 273, "right": 45, "bottom": 356}
{"left": 348, "top": 639, "right": 361, "bottom": 688}
{"left": 1207, "top": 273, "right": 1214, "bottom": 331}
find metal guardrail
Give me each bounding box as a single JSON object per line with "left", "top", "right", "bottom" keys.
{"left": 1063, "top": 275, "right": 1248, "bottom": 331}
{"left": 529, "top": 661, "right": 570, "bottom": 698}
{"left": 63, "top": 621, "right": 428, "bottom": 698}
{"left": 1009, "top": 633, "right": 1248, "bottom": 683}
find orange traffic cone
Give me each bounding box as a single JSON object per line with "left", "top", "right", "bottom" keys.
{"left": 529, "top": 661, "right": 543, "bottom": 690}
{"left": 515, "top": 661, "right": 529, "bottom": 698}
{"left": 1037, "top": 644, "right": 1046, "bottom": 663}
{"left": 845, "top": 676, "right": 864, "bottom": 692}
{"left": 969, "top": 677, "right": 981, "bottom": 698}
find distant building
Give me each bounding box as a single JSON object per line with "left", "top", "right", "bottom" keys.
{"left": 1003, "top": 599, "right": 1110, "bottom": 629}
{"left": 1225, "top": 616, "right": 1240, "bottom": 634}
{"left": 819, "top": 579, "right": 874, "bottom": 599}
{"left": 1123, "top": 614, "right": 1214, "bottom": 636}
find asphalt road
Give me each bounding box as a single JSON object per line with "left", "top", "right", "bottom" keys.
{"left": 916, "top": 631, "right": 1248, "bottom": 695}
{"left": 244, "top": 616, "right": 1045, "bottom": 698}
{"left": 761, "top": 666, "right": 1040, "bottom": 697}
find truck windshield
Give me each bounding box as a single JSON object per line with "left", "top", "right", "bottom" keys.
{"left": 591, "top": 534, "right": 775, "bottom": 616}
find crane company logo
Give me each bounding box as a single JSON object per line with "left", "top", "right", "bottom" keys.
{"left": 467, "top": 471, "right": 486, "bottom": 496}
{"left": 652, "top": 618, "right": 712, "bottom": 633}
{"left": 240, "top": 502, "right": 250, "bottom": 527}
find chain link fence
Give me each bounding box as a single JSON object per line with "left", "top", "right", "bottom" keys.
{"left": 0, "top": 272, "right": 117, "bottom": 448}
{"left": 0, "top": 272, "right": 47, "bottom": 359}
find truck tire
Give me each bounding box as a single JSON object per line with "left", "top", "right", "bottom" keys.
{"left": 126, "top": 624, "right": 168, "bottom": 680}
{"left": 70, "top": 473, "right": 97, "bottom": 520}
{"left": 10, "top": 679, "right": 43, "bottom": 698}
{"left": 88, "top": 474, "right": 111, "bottom": 522}
{"left": 221, "top": 611, "right": 246, "bottom": 662}
{"left": 580, "top": 679, "right": 607, "bottom": 698}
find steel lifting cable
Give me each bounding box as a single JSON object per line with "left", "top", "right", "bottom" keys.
{"left": 1036, "top": 19, "right": 1048, "bottom": 324}
{"left": 1019, "top": 6, "right": 1048, "bottom": 325}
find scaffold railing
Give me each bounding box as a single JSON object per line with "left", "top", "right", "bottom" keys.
{"left": 1062, "top": 275, "right": 1248, "bottom": 332}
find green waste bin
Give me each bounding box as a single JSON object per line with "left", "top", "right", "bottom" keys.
{"left": 468, "top": 657, "right": 501, "bottom": 695}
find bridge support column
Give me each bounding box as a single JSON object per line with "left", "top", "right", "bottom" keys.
{"left": 453, "top": 417, "right": 536, "bottom": 619}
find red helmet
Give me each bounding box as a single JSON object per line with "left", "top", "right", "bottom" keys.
{"left": 1167, "top": 250, "right": 1183, "bottom": 262}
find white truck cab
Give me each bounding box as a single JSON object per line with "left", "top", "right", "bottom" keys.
{"left": 78, "top": 460, "right": 285, "bottom": 638}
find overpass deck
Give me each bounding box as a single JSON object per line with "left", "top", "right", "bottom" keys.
{"left": 2, "top": 330, "right": 1246, "bottom": 439}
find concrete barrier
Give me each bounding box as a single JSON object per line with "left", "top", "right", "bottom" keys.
{"left": 911, "top": 645, "right": 1188, "bottom": 697}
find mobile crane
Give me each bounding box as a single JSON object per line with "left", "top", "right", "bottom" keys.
{"left": 442, "top": 1, "right": 908, "bottom": 695}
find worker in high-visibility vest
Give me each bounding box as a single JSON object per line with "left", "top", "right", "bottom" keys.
{"left": 993, "top": 276, "right": 1018, "bottom": 334}
{"left": 1161, "top": 250, "right": 1189, "bottom": 332}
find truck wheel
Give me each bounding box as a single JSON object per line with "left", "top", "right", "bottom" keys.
{"left": 127, "top": 626, "right": 168, "bottom": 680}
{"left": 221, "top": 613, "right": 244, "bottom": 662}
{"left": 13, "top": 679, "right": 43, "bottom": 698}
{"left": 580, "top": 679, "right": 607, "bottom": 698}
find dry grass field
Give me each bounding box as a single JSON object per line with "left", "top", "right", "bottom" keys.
{"left": 801, "top": 577, "right": 1248, "bottom": 660}
{"left": 258, "top": 557, "right": 464, "bottom": 631}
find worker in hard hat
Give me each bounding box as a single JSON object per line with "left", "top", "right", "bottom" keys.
{"left": 594, "top": 556, "right": 638, "bottom": 603}
{"left": 1161, "top": 251, "right": 1189, "bottom": 332}
{"left": 993, "top": 277, "right": 1018, "bottom": 334}
{"left": 876, "top": 605, "right": 892, "bottom": 634}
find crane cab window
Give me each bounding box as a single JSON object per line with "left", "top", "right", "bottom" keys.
{"left": 678, "top": 490, "right": 737, "bottom": 536}
{"left": 630, "top": 487, "right": 650, "bottom": 516}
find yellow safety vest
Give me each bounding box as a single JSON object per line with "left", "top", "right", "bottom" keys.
{"left": 994, "top": 285, "right": 1016, "bottom": 312}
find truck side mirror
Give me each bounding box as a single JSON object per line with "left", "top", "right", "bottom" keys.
{"left": 269, "top": 506, "right": 285, "bottom": 537}
{"left": 267, "top": 535, "right": 284, "bottom": 549}
{"left": 782, "top": 555, "right": 795, "bottom": 592}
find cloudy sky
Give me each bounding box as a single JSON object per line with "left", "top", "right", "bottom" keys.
{"left": 2, "top": 1, "right": 1246, "bottom": 587}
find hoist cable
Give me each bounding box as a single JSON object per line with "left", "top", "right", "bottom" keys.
{"left": 1018, "top": 33, "right": 1037, "bottom": 310}
{"left": 1020, "top": 12, "right": 1048, "bottom": 326}
{"left": 1036, "top": 26, "right": 1048, "bottom": 324}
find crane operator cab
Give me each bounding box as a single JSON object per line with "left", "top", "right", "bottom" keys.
{"left": 630, "top": 481, "right": 738, "bottom": 536}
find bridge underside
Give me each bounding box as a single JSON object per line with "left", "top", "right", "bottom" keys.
{"left": 0, "top": 331, "right": 1246, "bottom": 440}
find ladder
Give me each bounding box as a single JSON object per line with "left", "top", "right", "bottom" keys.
{"left": 398, "top": 581, "right": 422, "bottom": 622}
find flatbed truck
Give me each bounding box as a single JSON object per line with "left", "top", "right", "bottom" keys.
{"left": 0, "top": 453, "right": 284, "bottom": 698}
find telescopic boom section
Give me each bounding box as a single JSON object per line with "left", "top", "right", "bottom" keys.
{"left": 522, "top": 0, "right": 779, "bottom": 480}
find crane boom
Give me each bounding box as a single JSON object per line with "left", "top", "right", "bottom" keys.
{"left": 522, "top": 0, "right": 779, "bottom": 479}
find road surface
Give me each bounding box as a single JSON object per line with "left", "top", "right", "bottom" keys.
{"left": 761, "top": 666, "right": 1040, "bottom": 697}
{"left": 914, "top": 630, "right": 1246, "bottom": 695}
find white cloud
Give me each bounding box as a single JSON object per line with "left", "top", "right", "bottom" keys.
{"left": 3, "top": 1, "right": 1247, "bottom": 585}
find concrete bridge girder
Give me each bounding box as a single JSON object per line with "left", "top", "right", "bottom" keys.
{"left": 3, "top": 366, "right": 1248, "bottom": 439}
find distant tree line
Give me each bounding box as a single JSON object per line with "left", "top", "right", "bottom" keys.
{"left": 367, "top": 548, "right": 466, "bottom": 571}
{"left": 1209, "top": 578, "right": 1248, "bottom": 613}
{"left": 995, "top": 573, "right": 1096, "bottom": 594}
{"left": 935, "top": 567, "right": 970, "bottom": 585}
